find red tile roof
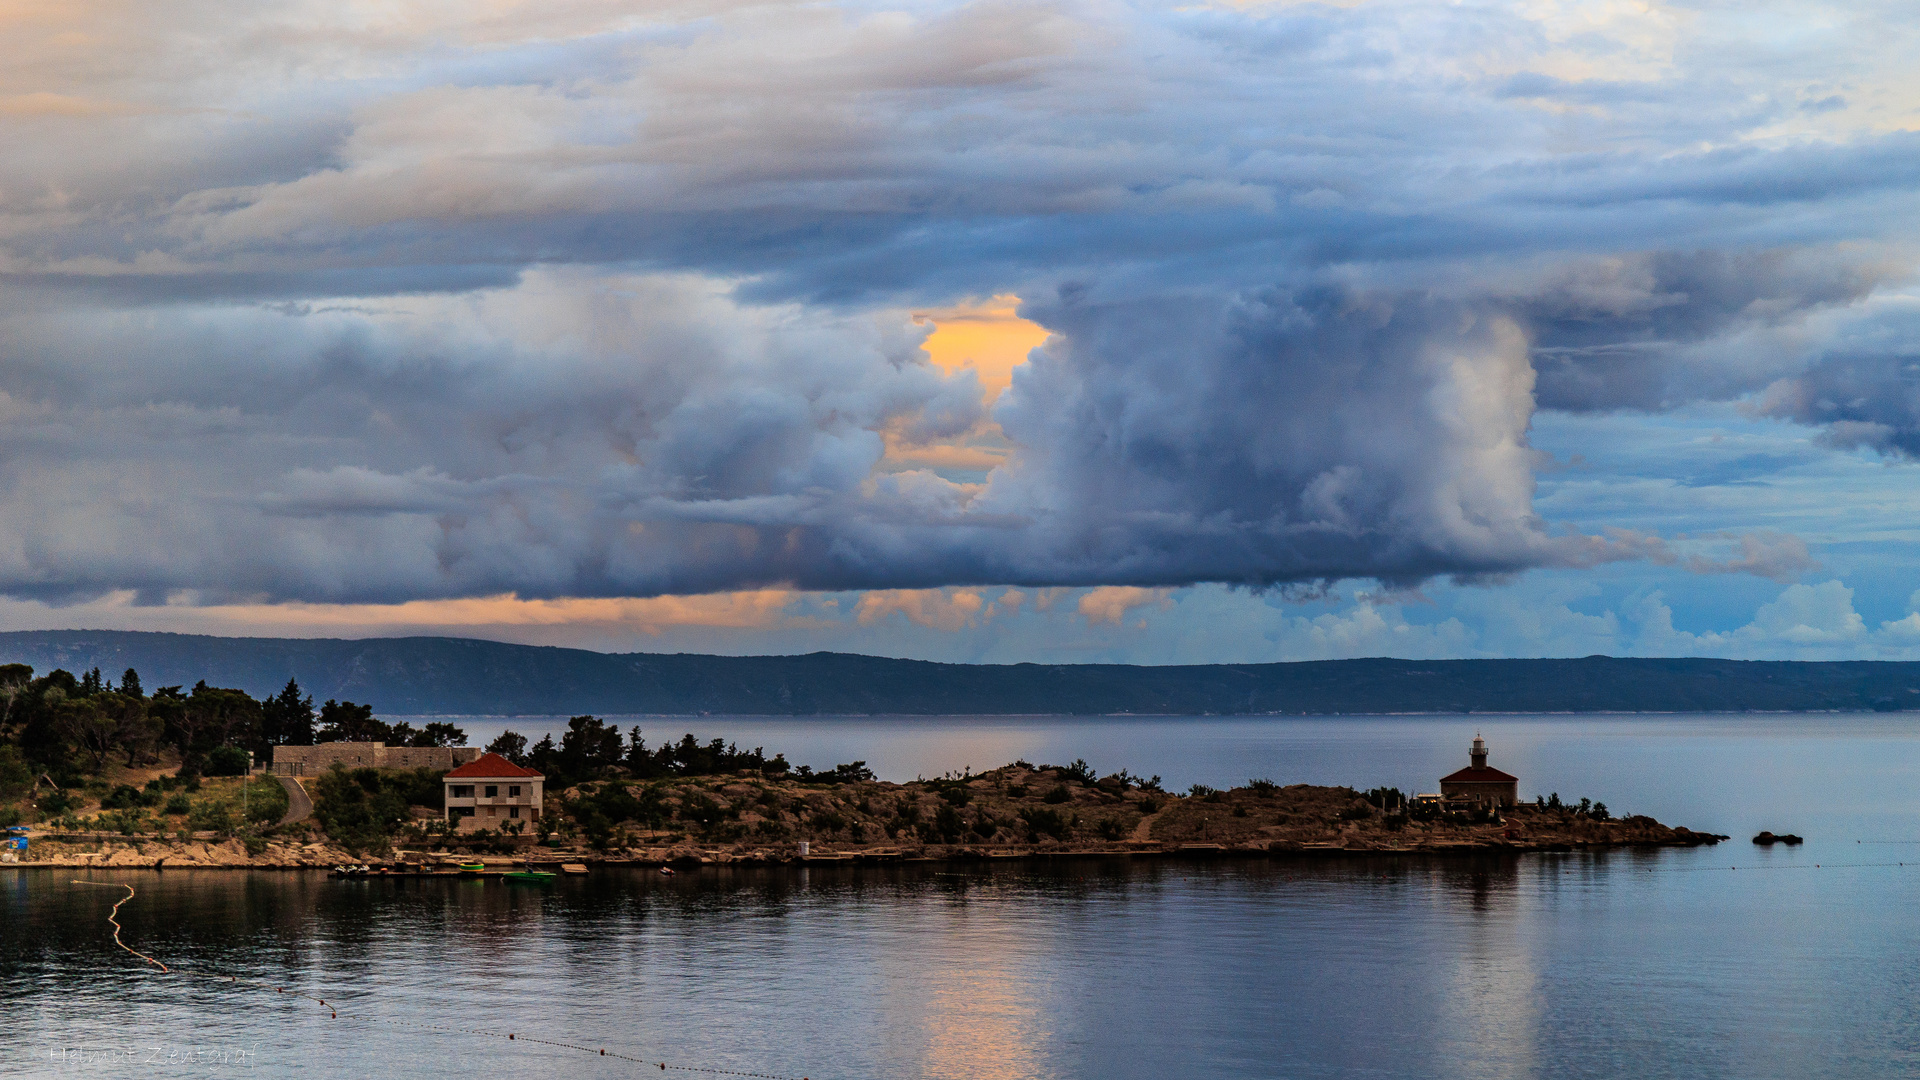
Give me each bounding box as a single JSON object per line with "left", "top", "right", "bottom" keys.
{"left": 445, "top": 753, "right": 543, "bottom": 779}
{"left": 1440, "top": 765, "right": 1518, "bottom": 783}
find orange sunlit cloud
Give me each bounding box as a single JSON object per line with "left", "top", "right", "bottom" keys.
{"left": 883, "top": 295, "right": 1049, "bottom": 474}
{"left": 0, "top": 589, "right": 803, "bottom": 638}
{"left": 210, "top": 591, "right": 803, "bottom": 633}
{"left": 913, "top": 294, "right": 1050, "bottom": 401}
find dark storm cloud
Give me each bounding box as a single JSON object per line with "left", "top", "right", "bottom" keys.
{"left": 0, "top": 0, "right": 1910, "bottom": 604}
{"left": 1525, "top": 248, "right": 1896, "bottom": 412}
{"left": 1755, "top": 349, "right": 1920, "bottom": 458}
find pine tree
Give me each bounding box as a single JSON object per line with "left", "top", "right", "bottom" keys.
{"left": 263, "top": 678, "right": 315, "bottom": 746}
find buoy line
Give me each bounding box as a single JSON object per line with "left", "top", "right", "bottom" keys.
{"left": 71, "top": 880, "right": 813, "bottom": 1080}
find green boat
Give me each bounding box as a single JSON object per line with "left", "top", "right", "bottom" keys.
{"left": 504, "top": 856, "right": 556, "bottom": 884}
{"left": 457, "top": 862, "right": 487, "bottom": 873}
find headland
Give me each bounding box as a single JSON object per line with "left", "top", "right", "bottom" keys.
{"left": 8, "top": 762, "right": 1724, "bottom": 871}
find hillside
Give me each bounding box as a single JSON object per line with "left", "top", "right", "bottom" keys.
{"left": 1, "top": 630, "right": 1917, "bottom": 716}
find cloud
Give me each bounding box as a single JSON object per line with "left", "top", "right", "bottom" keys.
{"left": 1750, "top": 301, "right": 1920, "bottom": 457}
{"left": 1628, "top": 582, "right": 1888, "bottom": 658}
{"left": 1076, "top": 587, "right": 1172, "bottom": 626}
{"left": 854, "top": 588, "right": 989, "bottom": 631}
{"left": 0, "top": 0, "right": 1917, "bottom": 616}
{"left": 1679, "top": 531, "right": 1819, "bottom": 584}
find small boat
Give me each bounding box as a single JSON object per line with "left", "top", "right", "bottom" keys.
{"left": 658, "top": 866, "right": 675, "bottom": 876}
{"left": 457, "top": 861, "right": 487, "bottom": 874}
{"left": 505, "top": 857, "right": 556, "bottom": 884}
{"left": 560, "top": 863, "right": 590, "bottom": 875}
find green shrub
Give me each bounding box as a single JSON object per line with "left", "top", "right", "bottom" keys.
{"left": 570, "top": 782, "right": 666, "bottom": 829}
{"left": 101, "top": 784, "right": 159, "bottom": 810}
{"left": 1096, "top": 817, "right": 1126, "bottom": 841}
{"left": 1187, "top": 784, "right": 1217, "bottom": 798}
{"left": 205, "top": 746, "right": 251, "bottom": 777}
{"left": 189, "top": 801, "right": 235, "bottom": 834}
{"left": 678, "top": 792, "right": 729, "bottom": 827}
{"left": 98, "top": 809, "right": 146, "bottom": 835}
{"left": 1018, "top": 807, "right": 1071, "bottom": 841}
{"left": 1042, "top": 785, "right": 1071, "bottom": 804}
{"left": 242, "top": 777, "right": 290, "bottom": 825}
{"left": 164, "top": 793, "right": 192, "bottom": 816}
{"left": 37, "top": 790, "right": 77, "bottom": 815}
{"left": 1247, "top": 778, "right": 1279, "bottom": 795}
{"left": 1362, "top": 787, "right": 1406, "bottom": 810}
{"left": 1338, "top": 803, "right": 1374, "bottom": 821}
{"left": 0, "top": 806, "right": 20, "bottom": 828}
{"left": 927, "top": 802, "right": 965, "bottom": 843}
{"left": 311, "top": 766, "right": 409, "bottom": 854}
{"left": 0, "top": 746, "right": 33, "bottom": 800}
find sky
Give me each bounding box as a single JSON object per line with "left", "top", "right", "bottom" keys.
{"left": 0, "top": 0, "right": 1917, "bottom": 663}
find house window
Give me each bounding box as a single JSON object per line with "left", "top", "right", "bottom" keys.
{"left": 451, "top": 785, "right": 474, "bottom": 798}
{"left": 486, "top": 806, "right": 497, "bottom": 817}
{"left": 449, "top": 807, "right": 474, "bottom": 819}
{"left": 485, "top": 785, "right": 499, "bottom": 798}
{"left": 509, "top": 807, "right": 520, "bottom": 819}
{"left": 508, "top": 785, "right": 521, "bottom": 797}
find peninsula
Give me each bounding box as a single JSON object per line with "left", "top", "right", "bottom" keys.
{"left": 10, "top": 760, "right": 1723, "bottom": 871}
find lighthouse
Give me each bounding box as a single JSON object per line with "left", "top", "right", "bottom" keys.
{"left": 1439, "top": 733, "right": 1518, "bottom": 808}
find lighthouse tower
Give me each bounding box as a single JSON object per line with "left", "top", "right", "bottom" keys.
{"left": 1469, "top": 734, "right": 1489, "bottom": 769}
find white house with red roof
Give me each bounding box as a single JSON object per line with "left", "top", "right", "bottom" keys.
{"left": 444, "top": 753, "right": 545, "bottom": 833}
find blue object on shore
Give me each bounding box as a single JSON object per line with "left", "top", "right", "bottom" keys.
{"left": 7, "top": 837, "right": 26, "bottom": 851}
{"left": 5, "top": 826, "right": 27, "bottom": 836}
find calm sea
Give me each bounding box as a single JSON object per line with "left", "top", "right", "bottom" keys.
{"left": 7, "top": 714, "right": 1920, "bottom": 1079}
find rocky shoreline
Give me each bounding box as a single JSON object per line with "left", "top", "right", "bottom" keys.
{"left": 7, "top": 763, "right": 1726, "bottom": 869}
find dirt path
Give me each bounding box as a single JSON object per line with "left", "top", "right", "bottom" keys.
{"left": 276, "top": 775, "right": 312, "bottom": 826}
{"left": 1129, "top": 811, "right": 1160, "bottom": 842}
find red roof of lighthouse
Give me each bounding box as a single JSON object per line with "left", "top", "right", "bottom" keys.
{"left": 445, "top": 753, "right": 543, "bottom": 779}
{"left": 1440, "top": 765, "right": 1517, "bottom": 783}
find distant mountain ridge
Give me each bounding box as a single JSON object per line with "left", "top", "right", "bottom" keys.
{"left": 0, "top": 630, "right": 1916, "bottom": 716}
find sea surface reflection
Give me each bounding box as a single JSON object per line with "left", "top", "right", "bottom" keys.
{"left": 9, "top": 714, "right": 1920, "bottom": 1078}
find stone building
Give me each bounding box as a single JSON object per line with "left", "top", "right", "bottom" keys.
{"left": 444, "top": 753, "right": 545, "bottom": 833}
{"left": 268, "top": 742, "right": 482, "bottom": 776}
{"left": 1438, "top": 734, "right": 1518, "bottom": 808}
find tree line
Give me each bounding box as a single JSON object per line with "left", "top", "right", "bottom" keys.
{"left": 482, "top": 714, "right": 871, "bottom": 791}
{"left": 0, "top": 663, "right": 466, "bottom": 786}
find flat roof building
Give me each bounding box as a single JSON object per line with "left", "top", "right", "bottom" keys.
{"left": 270, "top": 742, "right": 481, "bottom": 776}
